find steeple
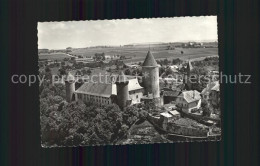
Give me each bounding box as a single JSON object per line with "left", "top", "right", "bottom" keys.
{"left": 142, "top": 51, "right": 157, "bottom": 67}
{"left": 187, "top": 60, "right": 193, "bottom": 72}
{"left": 184, "top": 60, "right": 193, "bottom": 90}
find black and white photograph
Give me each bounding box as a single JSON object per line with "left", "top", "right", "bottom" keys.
{"left": 38, "top": 16, "right": 221, "bottom": 147}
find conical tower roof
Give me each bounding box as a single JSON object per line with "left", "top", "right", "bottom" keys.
{"left": 142, "top": 51, "right": 157, "bottom": 67}
{"left": 65, "top": 72, "right": 75, "bottom": 82}
{"left": 116, "top": 71, "right": 128, "bottom": 83}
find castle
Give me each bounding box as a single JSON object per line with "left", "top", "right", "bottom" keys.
{"left": 65, "top": 50, "right": 162, "bottom": 109}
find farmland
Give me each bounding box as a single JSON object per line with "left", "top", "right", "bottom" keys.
{"left": 39, "top": 42, "right": 218, "bottom": 64}
{"left": 70, "top": 44, "right": 218, "bottom": 64}
{"left": 38, "top": 53, "right": 71, "bottom": 60}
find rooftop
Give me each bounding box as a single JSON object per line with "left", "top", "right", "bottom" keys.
{"left": 142, "top": 51, "right": 158, "bottom": 67}
{"left": 201, "top": 81, "right": 219, "bottom": 95}
{"left": 169, "top": 110, "right": 180, "bottom": 116}
{"left": 211, "top": 83, "right": 220, "bottom": 91}
{"left": 75, "top": 77, "right": 143, "bottom": 97}
{"left": 163, "top": 90, "right": 181, "bottom": 97}
{"left": 179, "top": 90, "right": 201, "bottom": 103}
{"left": 75, "top": 82, "right": 117, "bottom": 97}
{"left": 160, "top": 112, "right": 173, "bottom": 118}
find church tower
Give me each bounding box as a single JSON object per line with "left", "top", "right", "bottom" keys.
{"left": 142, "top": 51, "right": 160, "bottom": 98}
{"left": 115, "top": 71, "right": 129, "bottom": 109}
{"left": 65, "top": 72, "right": 75, "bottom": 102}
{"left": 185, "top": 60, "right": 193, "bottom": 90}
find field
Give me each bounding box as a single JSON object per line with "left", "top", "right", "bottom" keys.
{"left": 70, "top": 44, "right": 218, "bottom": 64}
{"left": 39, "top": 43, "right": 218, "bottom": 64}
{"left": 38, "top": 53, "right": 71, "bottom": 60}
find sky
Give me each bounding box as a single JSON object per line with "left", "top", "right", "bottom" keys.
{"left": 38, "top": 16, "right": 217, "bottom": 49}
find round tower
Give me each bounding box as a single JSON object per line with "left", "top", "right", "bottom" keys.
{"left": 115, "top": 71, "right": 129, "bottom": 109}
{"left": 65, "top": 72, "right": 75, "bottom": 102}
{"left": 142, "top": 51, "right": 160, "bottom": 98}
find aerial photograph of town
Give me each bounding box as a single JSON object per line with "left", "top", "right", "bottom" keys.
{"left": 38, "top": 16, "right": 221, "bottom": 147}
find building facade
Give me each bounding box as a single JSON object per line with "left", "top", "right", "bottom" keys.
{"left": 176, "top": 90, "right": 201, "bottom": 113}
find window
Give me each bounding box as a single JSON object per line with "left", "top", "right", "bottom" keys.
{"left": 136, "top": 95, "right": 138, "bottom": 99}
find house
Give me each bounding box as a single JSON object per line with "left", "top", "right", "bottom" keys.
{"left": 176, "top": 90, "right": 201, "bottom": 113}
{"left": 160, "top": 112, "right": 173, "bottom": 124}
{"left": 169, "top": 65, "right": 179, "bottom": 70}
{"left": 104, "top": 55, "right": 112, "bottom": 60}
{"left": 201, "top": 81, "right": 219, "bottom": 100}
{"left": 162, "top": 89, "right": 182, "bottom": 104}
{"left": 126, "top": 64, "right": 140, "bottom": 69}
{"left": 209, "top": 83, "right": 220, "bottom": 108}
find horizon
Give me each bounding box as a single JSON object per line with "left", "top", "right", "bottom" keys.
{"left": 38, "top": 16, "right": 218, "bottom": 50}
{"left": 38, "top": 40, "right": 218, "bottom": 50}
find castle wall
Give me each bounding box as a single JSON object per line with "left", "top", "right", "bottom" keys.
{"left": 76, "top": 93, "right": 112, "bottom": 106}
{"left": 142, "top": 66, "right": 160, "bottom": 98}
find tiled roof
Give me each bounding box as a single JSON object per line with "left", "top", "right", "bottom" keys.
{"left": 75, "top": 83, "right": 117, "bottom": 97}
{"left": 75, "top": 78, "right": 143, "bottom": 97}
{"left": 128, "top": 78, "right": 144, "bottom": 91}
{"left": 163, "top": 90, "right": 181, "bottom": 97}
{"left": 179, "top": 90, "right": 201, "bottom": 103}
{"left": 211, "top": 83, "right": 220, "bottom": 91}
{"left": 142, "top": 51, "right": 157, "bottom": 67}
{"left": 201, "top": 81, "right": 219, "bottom": 95}
{"left": 160, "top": 112, "right": 172, "bottom": 118}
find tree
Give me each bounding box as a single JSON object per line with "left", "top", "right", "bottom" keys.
{"left": 59, "top": 68, "right": 67, "bottom": 76}
{"left": 172, "top": 58, "right": 182, "bottom": 65}
{"left": 132, "top": 68, "right": 141, "bottom": 76}
{"left": 93, "top": 53, "right": 105, "bottom": 62}
{"left": 81, "top": 69, "right": 87, "bottom": 75}
{"left": 123, "top": 105, "right": 139, "bottom": 126}
{"left": 189, "top": 67, "right": 208, "bottom": 92}
{"left": 120, "top": 55, "right": 126, "bottom": 60}
{"left": 87, "top": 69, "right": 92, "bottom": 75}
{"left": 45, "top": 67, "right": 51, "bottom": 73}
{"left": 124, "top": 69, "right": 132, "bottom": 75}
{"left": 201, "top": 99, "right": 211, "bottom": 117}
{"left": 159, "top": 67, "right": 166, "bottom": 76}
{"left": 163, "top": 58, "right": 169, "bottom": 65}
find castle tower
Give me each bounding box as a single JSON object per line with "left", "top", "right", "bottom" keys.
{"left": 142, "top": 51, "right": 160, "bottom": 98}
{"left": 65, "top": 72, "right": 75, "bottom": 102}
{"left": 185, "top": 60, "right": 193, "bottom": 90}
{"left": 115, "top": 71, "right": 129, "bottom": 109}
